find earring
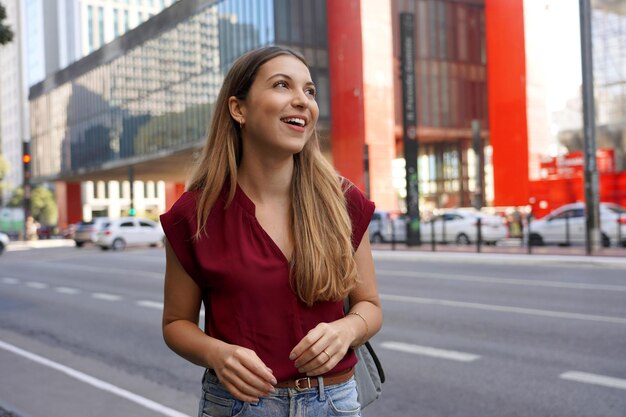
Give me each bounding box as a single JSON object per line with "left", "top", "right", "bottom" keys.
{"left": 239, "top": 120, "right": 245, "bottom": 129}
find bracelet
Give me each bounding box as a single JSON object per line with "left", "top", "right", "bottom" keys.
{"left": 349, "top": 311, "right": 369, "bottom": 346}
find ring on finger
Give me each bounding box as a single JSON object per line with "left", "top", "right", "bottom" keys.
{"left": 322, "top": 349, "right": 331, "bottom": 361}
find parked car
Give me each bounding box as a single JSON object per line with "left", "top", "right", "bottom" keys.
{"left": 369, "top": 210, "right": 408, "bottom": 243}
{"left": 74, "top": 217, "right": 110, "bottom": 247}
{"left": 0, "top": 231, "right": 9, "bottom": 255}
{"left": 527, "top": 202, "right": 626, "bottom": 247}
{"left": 97, "top": 217, "right": 164, "bottom": 251}
{"left": 421, "top": 209, "right": 508, "bottom": 245}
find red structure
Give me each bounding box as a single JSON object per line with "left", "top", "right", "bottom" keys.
{"left": 484, "top": 0, "right": 530, "bottom": 207}
{"left": 530, "top": 149, "right": 626, "bottom": 218}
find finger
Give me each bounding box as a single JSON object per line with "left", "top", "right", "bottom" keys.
{"left": 291, "top": 328, "right": 328, "bottom": 365}
{"left": 298, "top": 347, "right": 333, "bottom": 374}
{"left": 222, "top": 366, "right": 274, "bottom": 399}
{"left": 290, "top": 323, "right": 330, "bottom": 357}
{"left": 228, "top": 348, "right": 277, "bottom": 387}
{"left": 303, "top": 351, "right": 340, "bottom": 376}
{"left": 221, "top": 380, "right": 260, "bottom": 403}
{"left": 237, "top": 365, "right": 277, "bottom": 394}
{"left": 294, "top": 333, "right": 332, "bottom": 369}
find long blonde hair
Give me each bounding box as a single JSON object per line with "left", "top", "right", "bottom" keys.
{"left": 187, "top": 46, "right": 358, "bottom": 306}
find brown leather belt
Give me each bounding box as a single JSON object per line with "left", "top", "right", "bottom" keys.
{"left": 275, "top": 368, "right": 354, "bottom": 391}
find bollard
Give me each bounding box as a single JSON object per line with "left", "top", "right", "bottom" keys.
{"left": 442, "top": 216, "right": 447, "bottom": 244}
{"left": 391, "top": 218, "right": 396, "bottom": 251}
{"left": 618, "top": 214, "right": 622, "bottom": 247}
{"left": 565, "top": 214, "right": 571, "bottom": 246}
{"left": 527, "top": 217, "right": 532, "bottom": 254}
{"left": 476, "top": 217, "right": 482, "bottom": 253}
{"left": 431, "top": 218, "right": 436, "bottom": 252}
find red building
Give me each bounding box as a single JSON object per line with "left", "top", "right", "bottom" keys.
{"left": 328, "top": 0, "right": 625, "bottom": 218}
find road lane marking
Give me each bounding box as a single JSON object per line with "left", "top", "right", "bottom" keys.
{"left": 37, "top": 261, "right": 163, "bottom": 279}
{"left": 137, "top": 300, "right": 164, "bottom": 309}
{"left": 380, "top": 294, "right": 626, "bottom": 325}
{"left": 560, "top": 371, "right": 626, "bottom": 390}
{"left": 1, "top": 277, "right": 20, "bottom": 284}
{"left": 91, "top": 293, "right": 122, "bottom": 301}
{"left": 381, "top": 341, "right": 480, "bottom": 362}
{"left": 25, "top": 282, "right": 48, "bottom": 289}
{"left": 55, "top": 287, "right": 81, "bottom": 295}
{"left": 378, "top": 269, "right": 626, "bottom": 292}
{"left": 0, "top": 340, "right": 191, "bottom": 417}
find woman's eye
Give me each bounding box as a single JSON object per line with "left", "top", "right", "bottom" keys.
{"left": 274, "top": 80, "right": 288, "bottom": 88}
{"left": 305, "top": 88, "right": 317, "bottom": 98}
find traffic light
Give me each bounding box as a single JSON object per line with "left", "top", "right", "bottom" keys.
{"left": 129, "top": 207, "right": 136, "bottom": 216}
{"left": 22, "top": 141, "right": 32, "bottom": 220}
{"left": 22, "top": 141, "right": 31, "bottom": 181}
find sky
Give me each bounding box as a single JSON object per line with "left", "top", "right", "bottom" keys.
{"left": 543, "top": 0, "right": 583, "bottom": 114}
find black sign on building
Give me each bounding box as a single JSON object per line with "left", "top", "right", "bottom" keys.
{"left": 400, "top": 12, "right": 421, "bottom": 245}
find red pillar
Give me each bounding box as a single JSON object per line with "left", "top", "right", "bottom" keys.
{"left": 55, "top": 181, "right": 82, "bottom": 230}
{"left": 327, "top": 0, "right": 396, "bottom": 209}
{"left": 164, "top": 182, "right": 186, "bottom": 212}
{"left": 327, "top": 0, "right": 366, "bottom": 192}
{"left": 485, "top": 0, "right": 530, "bottom": 206}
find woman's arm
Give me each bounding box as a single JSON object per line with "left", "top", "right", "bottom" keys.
{"left": 162, "top": 240, "right": 276, "bottom": 402}
{"left": 289, "top": 230, "right": 382, "bottom": 375}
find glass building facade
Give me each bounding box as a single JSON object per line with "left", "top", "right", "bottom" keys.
{"left": 592, "top": 3, "right": 626, "bottom": 171}
{"left": 30, "top": 0, "right": 329, "bottom": 182}
{"left": 393, "top": 0, "right": 487, "bottom": 209}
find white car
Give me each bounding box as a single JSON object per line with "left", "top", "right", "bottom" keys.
{"left": 97, "top": 217, "right": 164, "bottom": 251}
{"left": 0, "top": 231, "right": 9, "bottom": 255}
{"left": 527, "top": 202, "right": 626, "bottom": 247}
{"left": 369, "top": 210, "right": 407, "bottom": 243}
{"left": 74, "top": 217, "right": 110, "bottom": 247}
{"left": 420, "top": 209, "right": 507, "bottom": 245}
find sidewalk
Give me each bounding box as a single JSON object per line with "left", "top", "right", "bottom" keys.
{"left": 372, "top": 241, "right": 626, "bottom": 268}
{"left": 4, "top": 237, "right": 625, "bottom": 267}
{"left": 5, "top": 239, "right": 76, "bottom": 251}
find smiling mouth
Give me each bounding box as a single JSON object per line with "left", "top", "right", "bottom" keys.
{"left": 281, "top": 117, "right": 306, "bottom": 127}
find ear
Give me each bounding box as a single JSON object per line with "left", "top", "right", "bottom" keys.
{"left": 228, "top": 96, "right": 245, "bottom": 124}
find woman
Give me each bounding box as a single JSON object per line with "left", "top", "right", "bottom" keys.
{"left": 160, "top": 46, "right": 382, "bottom": 417}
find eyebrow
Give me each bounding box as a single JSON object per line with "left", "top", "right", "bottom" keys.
{"left": 267, "top": 73, "right": 315, "bottom": 87}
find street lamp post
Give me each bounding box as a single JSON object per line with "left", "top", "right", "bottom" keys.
{"left": 579, "top": 0, "right": 601, "bottom": 254}
{"left": 400, "top": 12, "right": 421, "bottom": 246}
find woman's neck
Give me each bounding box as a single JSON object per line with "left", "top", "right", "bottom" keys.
{"left": 237, "top": 155, "right": 294, "bottom": 204}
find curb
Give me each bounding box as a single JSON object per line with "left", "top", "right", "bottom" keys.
{"left": 6, "top": 239, "right": 76, "bottom": 251}
{"left": 372, "top": 249, "right": 626, "bottom": 268}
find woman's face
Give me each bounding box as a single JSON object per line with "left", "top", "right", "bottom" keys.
{"left": 234, "top": 55, "right": 319, "bottom": 158}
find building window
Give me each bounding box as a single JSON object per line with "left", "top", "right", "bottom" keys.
{"left": 87, "top": 5, "right": 94, "bottom": 52}
{"left": 113, "top": 8, "right": 120, "bottom": 37}
{"left": 98, "top": 6, "right": 105, "bottom": 47}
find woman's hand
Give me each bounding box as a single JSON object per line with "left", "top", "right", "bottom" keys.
{"left": 289, "top": 320, "right": 354, "bottom": 376}
{"left": 213, "top": 343, "right": 277, "bottom": 403}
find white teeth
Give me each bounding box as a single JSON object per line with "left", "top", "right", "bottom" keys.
{"left": 282, "top": 117, "right": 305, "bottom": 127}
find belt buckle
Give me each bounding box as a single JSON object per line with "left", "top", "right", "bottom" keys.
{"left": 294, "top": 377, "right": 312, "bottom": 391}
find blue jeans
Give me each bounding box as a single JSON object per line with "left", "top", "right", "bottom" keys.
{"left": 198, "top": 369, "right": 362, "bottom": 417}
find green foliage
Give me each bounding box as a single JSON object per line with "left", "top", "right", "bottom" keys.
{"left": 0, "top": 154, "right": 9, "bottom": 179}
{"left": 7, "top": 186, "right": 22, "bottom": 207}
{"left": 0, "top": 154, "right": 10, "bottom": 205}
{"left": 0, "top": 3, "right": 14, "bottom": 45}
{"left": 32, "top": 186, "right": 58, "bottom": 225}
{"left": 8, "top": 185, "right": 58, "bottom": 225}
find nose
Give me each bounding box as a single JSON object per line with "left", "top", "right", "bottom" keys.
{"left": 291, "top": 89, "right": 309, "bottom": 109}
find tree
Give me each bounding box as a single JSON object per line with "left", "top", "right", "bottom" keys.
{"left": 0, "top": 154, "right": 10, "bottom": 206}
{"left": 0, "top": 3, "right": 14, "bottom": 45}
{"left": 8, "top": 185, "right": 58, "bottom": 225}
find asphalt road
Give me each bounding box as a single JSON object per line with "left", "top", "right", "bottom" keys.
{"left": 1, "top": 245, "right": 625, "bottom": 417}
